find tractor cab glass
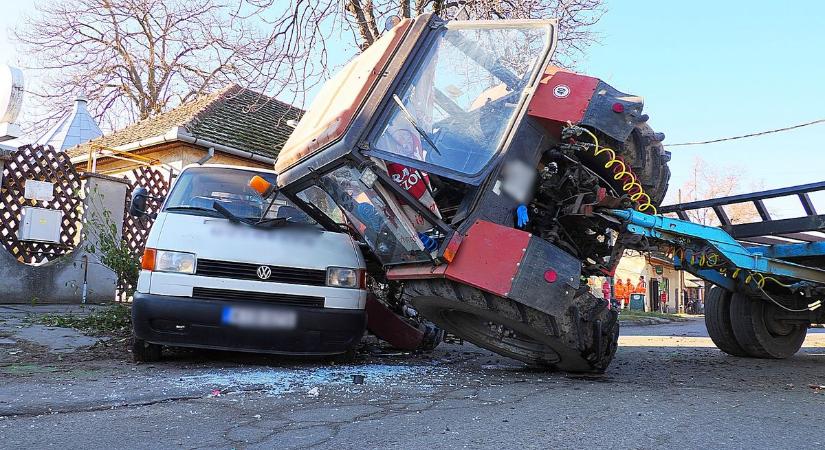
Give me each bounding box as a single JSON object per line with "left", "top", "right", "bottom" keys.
{"left": 372, "top": 22, "right": 553, "bottom": 178}
{"left": 298, "top": 166, "right": 434, "bottom": 265}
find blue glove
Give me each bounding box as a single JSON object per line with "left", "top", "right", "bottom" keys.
{"left": 516, "top": 204, "right": 529, "bottom": 228}
{"left": 418, "top": 232, "right": 438, "bottom": 252}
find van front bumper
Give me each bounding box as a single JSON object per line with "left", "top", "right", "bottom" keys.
{"left": 132, "top": 293, "right": 366, "bottom": 355}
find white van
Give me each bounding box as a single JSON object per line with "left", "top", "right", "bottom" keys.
{"left": 130, "top": 165, "right": 367, "bottom": 362}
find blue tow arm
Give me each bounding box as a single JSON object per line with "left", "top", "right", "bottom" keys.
{"left": 608, "top": 209, "right": 825, "bottom": 285}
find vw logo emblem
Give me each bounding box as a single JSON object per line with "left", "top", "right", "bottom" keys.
{"left": 256, "top": 265, "right": 272, "bottom": 280}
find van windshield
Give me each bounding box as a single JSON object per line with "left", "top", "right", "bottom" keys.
{"left": 164, "top": 167, "right": 313, "bottom": 223}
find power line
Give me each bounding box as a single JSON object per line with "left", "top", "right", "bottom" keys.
{"left": 665, "top": 118, "right": 825, "bottom": 147}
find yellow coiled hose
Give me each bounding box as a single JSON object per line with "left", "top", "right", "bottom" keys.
{"left": 570, "top": 125, "right": 795, "bottom": 292}
{"left": 669, "top": 247, "right": 795, "bottom": 289}
{"left": 577, "top": 126, "right": 658, "bottom": 214}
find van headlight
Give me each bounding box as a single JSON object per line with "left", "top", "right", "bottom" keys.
{"left": 153, "top": 250, "right": 196, "bottom": 274}
{"left": 326, "top": 267, "right": 365, "bottom": 289}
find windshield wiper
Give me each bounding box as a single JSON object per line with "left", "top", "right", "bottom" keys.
{"left": 392, "top": 94, "right": 442, "bottom": 156}
{"left": 211, "top": 202, "right": 250, "bottom": 225}
{"left": 165, "top": 206, "right": 219, "bottom": 215}
{"left": 253, "top": 217, "right": 321, "bottom": 231}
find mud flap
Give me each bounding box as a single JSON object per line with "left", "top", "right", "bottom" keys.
{"left": 365, "top": 295, "right": 425, "bottom": 351}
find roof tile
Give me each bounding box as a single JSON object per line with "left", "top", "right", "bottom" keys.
{"left": 69, "top": 85, "right": 302, "bottom": 160}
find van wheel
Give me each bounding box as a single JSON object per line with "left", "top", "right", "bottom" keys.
{"left": 729, "top": 293, "right": 807, "bottom": 358}
{"left": 132, "top": 337, "right": 162, "bottom": 363}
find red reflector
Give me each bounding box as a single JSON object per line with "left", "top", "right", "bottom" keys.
{"left": 358, "top": 269, "right": 368, "bottom": 289}
{"left": 544, "top": 269, "right": 558, "bottom": 283}
{"left": 612, "top": 102, "right": 624, "bottom": 113}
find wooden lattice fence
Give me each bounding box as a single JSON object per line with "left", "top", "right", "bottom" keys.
{"left": 0, "top": 145, "right": 83, "bottom": 264}
{"left": 123, "top": 166, "right": 169, "bottom": 256}
{"left": 117, "top": 166, "right": 170, "bottom": 300}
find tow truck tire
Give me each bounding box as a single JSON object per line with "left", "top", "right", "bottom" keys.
{"left": 406, "top": 280, "right": 618, "bottom": 373}
{"left": 729, "top": 293, "right": 807, "bottom": 359}
{"left": 704, "top": 287, "right": 748, "bottom": 357}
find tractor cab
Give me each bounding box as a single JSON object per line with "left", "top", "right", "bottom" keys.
{"left": 275, "top": 15, "right": 557, "bottom": 267}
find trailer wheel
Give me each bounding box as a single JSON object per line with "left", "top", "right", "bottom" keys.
{"left": 406, "top": 280, "right": 618, "bottom": 373}
{"left": 704, "top": 287, "right": 748, "bottom": 356}
{"left": 729, "top": 293, "right": 807, "bottom": 358}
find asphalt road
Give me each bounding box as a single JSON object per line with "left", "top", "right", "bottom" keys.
{"left": 2, "top": 318, "right": 825, "bottom": 449}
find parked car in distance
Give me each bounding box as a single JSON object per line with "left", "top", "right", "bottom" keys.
{"left": 130, "top": 164, "right": 367, "bottom": 362}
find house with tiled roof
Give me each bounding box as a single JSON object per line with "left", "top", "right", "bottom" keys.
{"left": 68, "top": 84, "right": 302, "bottom": 175}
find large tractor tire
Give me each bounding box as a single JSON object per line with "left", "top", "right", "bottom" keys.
{"left": 405, "top": 279, "right": 619, "bottom": 373}
{"left": 704, "top": 286, "right": 748, "bottom": 357}
{"left": 729, "top": 293, "right": 807, "bottom": 358}
{"left": 619, "top": 122, "right": 671, "bottom": 206}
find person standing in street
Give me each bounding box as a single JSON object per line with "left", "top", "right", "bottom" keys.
{"left": 615, "top": 279, "right": 626, "bottom": 309}
{"left": 624, "top": 278, "right": 633, "bottom": 309}
{"left": 660, "top": 290, "right": 669, "bottom": 313}
{"left": 635, "top": 276, "right": 646, "bottom": 295}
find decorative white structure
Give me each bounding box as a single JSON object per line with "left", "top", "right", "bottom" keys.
{"left": 0, "top": 64, "right": 24, "bottom": 142}
{"left": 36, "top": 96, "right": 103, "bottom": 151}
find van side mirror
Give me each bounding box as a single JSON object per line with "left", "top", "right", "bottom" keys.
{"left": 130, "top": 187, "right": 151, "bottom": 218}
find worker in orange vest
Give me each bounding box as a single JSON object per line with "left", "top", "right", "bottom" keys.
{"left": 615, "top": 279, "right": 626, "bottom": 309}
{"left": 635, "top": 276, "right": 647, "bottom": 294}
{"left": 624, "top": 278, "right": 633, "bottom": 308}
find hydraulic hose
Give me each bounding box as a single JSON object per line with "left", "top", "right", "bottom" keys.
{"left": 575, "top": 126, "right": 658, "bottom": 214}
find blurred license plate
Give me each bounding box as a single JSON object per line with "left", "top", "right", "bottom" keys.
{"left": 221, "top": 306, "right": 297, "bottom": 330}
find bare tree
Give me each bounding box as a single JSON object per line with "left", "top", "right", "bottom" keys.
{"left": 249, "top": 0, "right": 604, "bottom": 61}
{"left": 345, "top": 0, "right": 605, "bottom": 66}
{"left": 14, "top": 0, "right": 320, "bottom": 132}
{"left": 671, "top": 156, "right": 763, "bottom": 226}
{"left": 16, "top": 0, "right": 603, "bottom": 134}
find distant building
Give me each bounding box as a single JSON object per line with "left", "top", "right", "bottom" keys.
{"left": 35, "top": 97, "right": 103, "bottom": 151}
{"left": 615, "top": 251, "right": 705, "bottom": 313}
{"left": 67, "top": 84, "right": 302, "bottom": 177}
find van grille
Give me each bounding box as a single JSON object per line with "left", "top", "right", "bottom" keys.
{"left": 191, "top": 287, "right": 324, "bottom": 307}
{"left": 196, "top": 259, "right": 327, "bottom": 286}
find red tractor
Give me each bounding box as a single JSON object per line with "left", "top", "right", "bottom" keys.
{"left": 273, "top": 14, "right": 670, "bottom": 372}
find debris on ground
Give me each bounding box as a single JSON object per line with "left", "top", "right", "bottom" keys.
{"left": 175, "top": 364, "right": 448, "bottom": 397}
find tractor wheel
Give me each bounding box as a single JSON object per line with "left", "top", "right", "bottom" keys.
{"left": 729, "top": 293, "right": 807, "bottom": 358}
{"left": 619, "top": 121, "right": 671, "bottom": 206}
{"left": 704, "top": 286, "right": 748, "bottom": 357}
{"left": 406, "top": 279, "right": 619, "bottom": 373}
